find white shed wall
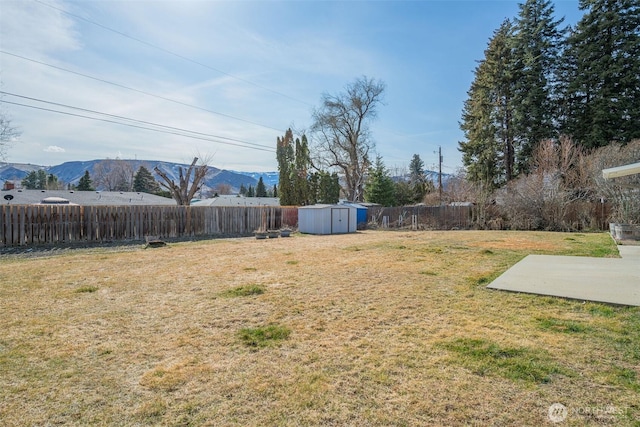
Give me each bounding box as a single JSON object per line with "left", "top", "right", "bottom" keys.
{"left": 298, "top": 205, "right": 357, "bottom": 235}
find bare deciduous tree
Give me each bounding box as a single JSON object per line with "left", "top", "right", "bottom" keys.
{"left": 0, "top": 106, "right": 20, "bottom": 161}
{"left": 311, "top": 76, "right": 385, "bottom": 202}
{"left": 212, "top": 183, "right": 233, "bottom": 196}
{"left": 502, "top": 138, "right": 589, "bottom": 230}
{"left": 93, "top": 158, "right": 135, "bottom": 191}
{"left": 154, "top": 157, "right": 210, "bottom": 206}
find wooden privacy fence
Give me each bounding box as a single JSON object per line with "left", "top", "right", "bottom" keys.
{"left": 367, "top": 205, "right": 472, "bottom": 230}
{"left": 367, "top": 202, "right": 611, "bottom": 231}
{"left": 0, "top": 205, "right": 299, "bottom": 247}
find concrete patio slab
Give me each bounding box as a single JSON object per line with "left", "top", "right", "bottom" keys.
{"left": 487, "top": 247, "right": 640, "bottom": 306}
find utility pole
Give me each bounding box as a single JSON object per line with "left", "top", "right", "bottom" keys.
{"left": 438, "top": 146, "right": 443, "bottom": 205}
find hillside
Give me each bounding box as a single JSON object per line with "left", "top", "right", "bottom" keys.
{"left": 1, "top": 160, "right": 450, "bottom": 193}
{"left": 0, "top": 160, "right": 277, "bottom": 193}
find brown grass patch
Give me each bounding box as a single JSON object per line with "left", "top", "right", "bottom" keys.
{"left": 0, "top": 230, "right": 637, "bottom": 425}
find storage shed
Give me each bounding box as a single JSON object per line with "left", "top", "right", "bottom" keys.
{"left": 298, "top": 204, "right": 357, "bottom": 235}
{"left": 339, "top": 202, "right": 368, "bottom": 230}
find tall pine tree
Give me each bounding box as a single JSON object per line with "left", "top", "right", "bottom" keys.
{"left": 256, "top": 177, "right": 267, "bottom": 197}
{"left": 408, "top": 154, "right": 433, "bottom": 203}
{"left": 293, "top": 135, "right": 311, "bottom": 205}
{"left": 459, "top": 20, "right": 516, "bottom": 188}
{"left": 276, "top": 129, "right": 295, "bottom": 205}
{"left": 133, "top": 165, "right": 161, "bottom": 194}
{"left": 512, "top": 0, "right": 565, "bottom": 171}
{"left": 77, "top": 171, "right": 94, "bottom": 191}
{"left": 365, "top": 156, "right": 395, "bottom": 207}
{"left": 276, "top": 129, "right": 317, "bottom": 205}
{"left": 559, "top": 0, "right": 640, "bottom": 148}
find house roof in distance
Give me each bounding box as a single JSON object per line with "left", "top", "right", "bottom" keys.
{"left": 191, "top": 196, "right": 280, "bottom": 207}
{"left": 1, "top": 189, "right": 177, "bottom": 206}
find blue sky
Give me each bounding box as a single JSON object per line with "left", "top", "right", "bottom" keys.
{"left": 1, "top": 0, "right": 582, "bottom": 173}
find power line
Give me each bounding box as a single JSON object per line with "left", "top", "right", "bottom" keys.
{"left": 34, "top": 0, "right": 313, "bottom": 107}
{"left": 5, "top": 100, "right": 275, "bottom": 153}
{"left": 0, "top": 50, "right": 285, "bottom": 133}
{"left": 1, "top": 91, "right": 274, "bottom": 151}
{"left": 2, "top": 98, "right": 275, "bottom": 153}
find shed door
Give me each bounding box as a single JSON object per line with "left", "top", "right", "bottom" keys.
{"left": 331, "top": 208, "right": 349, "bottom": 234}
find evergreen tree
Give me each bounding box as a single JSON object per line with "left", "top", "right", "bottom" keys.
{"left": 37, "top": 170, "right": 47, "bottom": 189}
{"left": 77, "top": 170, "right": 94, "bottom": 191}
{"left": 365, "top": 156, "right": 395, "bottom": 206}
{"left": 22, "top": 170, "right": 51, "bottom": 189}
{"left": 459, "top": 20, "right": 516, "bottom": 188}
{"left": 239, "top": 183, "right": 247, "bottom": 196}
{"left": 46, "top": 173, "right": 60, "bottom": 190}
{"left": 247, "top": 185, "right": 255, "bottom": 197}
{"left": 21, "top": 171, "right": 39, "bottom": 189}
{"left": 273, "top": 185, "right": 277, "bottom": 198}
{"left": 408, "top": 154, "right": 432, "bottom": 203}
{"left": 293, "top": 135, "right": 311, "bottom": 205}
{"left": 512, "top": 0, "right": 565, "bottom": 171}
{"left": 559, "top": 0, "right": 640, "bottom": 148}
{"left": 311, "top": 171, "right": 340, "bottom": 204}
{"left": 276, "top": 129, "right": 313, "bottom": 205}
{"left": 394, "top": 180, "right": 415, "bottom": 206}
{"left": 276, "top": 129, "right": 296, "bottom": 205}
{"left": 256, "top": 177, "right": 267, "bottom": 197}
{"left": 133, "top": 165, "right": 161, "bottom": 194}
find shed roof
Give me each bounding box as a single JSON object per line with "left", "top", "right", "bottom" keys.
{"left": 299, "top": 204, "right": 335, "bottom": 209}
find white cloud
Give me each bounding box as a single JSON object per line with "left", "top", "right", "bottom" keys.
{"left": 0, "top": 0, "right": 81, "bottom": 57}
{"left": 44, "top": 145, "right": 66, "bottom": 153}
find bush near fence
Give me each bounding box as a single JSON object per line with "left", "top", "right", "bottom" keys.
{"left": 367, "top": 202, "right": 611, "bottom": 232}
{"left": 367, "top": 205, "right": 473, "bottom": 230}
{"left": 1, "top": 201, "right": 610, "bottom": 248}
{"left": 0, "top": 205, "right": 299, "bottom": 247}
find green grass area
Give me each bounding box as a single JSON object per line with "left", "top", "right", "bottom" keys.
{"left": 1, "top": 230, "right": 637, "bottom": 426}
{"left": 438, "top": 337, "right": 571, "bottom": 383}
{"left": 238, "top": 324, "right": 291, "bottom": 347}
{"left": 219, "top": 284, "right": 265, "bottom": 298}
{"left": 74, "top": 285, "right": 98, "bottom": 293}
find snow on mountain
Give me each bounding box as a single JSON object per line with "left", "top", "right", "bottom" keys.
{"left": 1, "top": 160, "right": 260, "bottom": 193}
{"left": 2, "top": 160, "right": 449, "bottom": 193}
{"left": 233, "top": 171, "right": 279, "bottom": 189}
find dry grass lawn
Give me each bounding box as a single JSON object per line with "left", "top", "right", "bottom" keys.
{"left": 0, "top": 230, "right": 638, "bottom": 426}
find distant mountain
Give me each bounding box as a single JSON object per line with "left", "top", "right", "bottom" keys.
{"left": 424, "top": 170, "right": 452, "bottom": 188}
{"left": 0, "top": 164, "right": 41, "bottom": 181}
{"left": 1, "top": 160, "right": 450, "bottom": 193}
{"left": 234, "top": 171, "right": 279, "bottom": 189}
{"left": 392, "top": 170, "right": 453, "bottom": 189}
{"left": 1, "top": 160, "right": 260, "bottom": 193}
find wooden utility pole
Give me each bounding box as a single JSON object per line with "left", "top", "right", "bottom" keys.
{"left": 438, "top": 146, "right": 443, "bottom": 205}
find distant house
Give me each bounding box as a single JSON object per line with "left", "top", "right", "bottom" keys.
{"left": 191, "top": 196, "right": 280, "bottom": 207}
{"left": 38, "top": 197, "right": 77, "bottom": 205}
{"left": 0, "top": 189, "right": 177, "bottom": 206}
{"left": 298, "top": 204, "right": 357, "bottom": 235}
